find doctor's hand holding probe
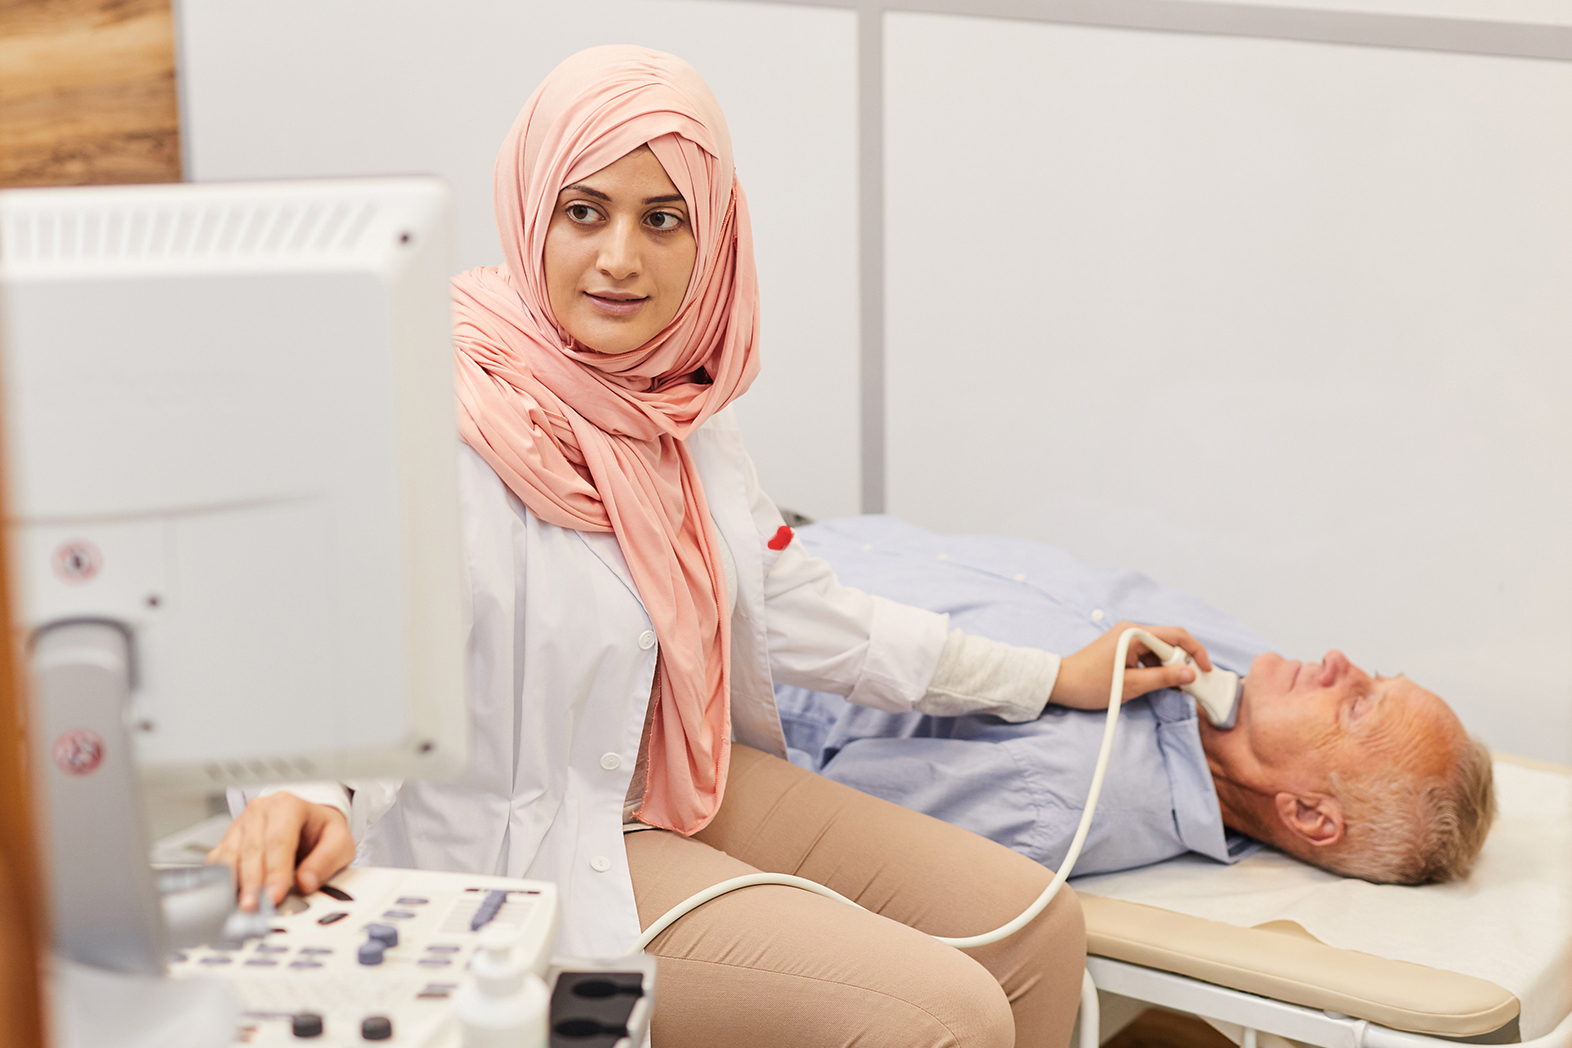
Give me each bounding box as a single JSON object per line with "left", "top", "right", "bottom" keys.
{"left": 208, "top": 44, "right": 1217, "bottom": 1048}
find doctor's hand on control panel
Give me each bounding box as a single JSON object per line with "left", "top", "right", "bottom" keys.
{"left": 207, "top": 791, "right": 355, "bottom": 911}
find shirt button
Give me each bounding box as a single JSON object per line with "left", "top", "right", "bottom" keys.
{"left": 600, "top": 753, "right": 622, "bottom": 771}
{"left": 638, "top": 630, "right": 656, "bottom": 650}
{"left": 1091, "top": 609, "right": 1105, "bottom": 622}
{"left": 590, "top": 856, "right": 612, "bottom": 873}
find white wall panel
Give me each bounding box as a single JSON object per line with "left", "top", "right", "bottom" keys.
{"left": 885, "top": 12, "right": 1572, "bottom": 760}
{"left": 177, "top": 0, "right": 860, "bottom": 520}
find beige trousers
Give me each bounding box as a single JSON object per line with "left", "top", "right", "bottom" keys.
{"left": 625, "top": 744, "right": 1087, "bottom": 1048}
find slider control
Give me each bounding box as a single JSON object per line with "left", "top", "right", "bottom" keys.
{"left": 470, "top": 889, "right": 509, "bottom": 931}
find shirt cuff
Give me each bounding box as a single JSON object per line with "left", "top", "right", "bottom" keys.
{"left": 918, "top": 630, "right": 1061, "bottom": 722}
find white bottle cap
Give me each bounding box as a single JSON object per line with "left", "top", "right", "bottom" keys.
{"left": 471, "top": 925, "right": 525, "bottom": 998}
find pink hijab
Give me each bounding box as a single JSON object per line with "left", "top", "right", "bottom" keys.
{"left": 451, "top": 46, "right": 760, "bottom": 835}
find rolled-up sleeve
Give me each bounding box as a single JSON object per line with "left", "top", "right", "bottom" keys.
{"left": 727, "top": 412, "right": 1062, "bottom": 720}
{"left": 762, "top": 537, "right": 952, "bottom": 713}
{"left": 757, "top": 518, "right": 1060, "bottom": 719}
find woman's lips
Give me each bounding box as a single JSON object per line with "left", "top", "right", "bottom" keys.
{"left": 585, "top": 292, "right": 647, "bottom": 317}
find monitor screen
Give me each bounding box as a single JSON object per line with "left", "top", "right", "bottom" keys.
{"left": 0, "top": 178, "right": 469, "bottom": 792}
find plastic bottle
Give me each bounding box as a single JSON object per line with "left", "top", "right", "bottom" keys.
{"left": 455, "top": 926, "right": 550, "bottom": 1048}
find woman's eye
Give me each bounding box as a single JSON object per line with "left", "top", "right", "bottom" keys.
{"left": 647, "top": 211, "right": 682, "bottom": 231}
{"left": 566, "top": 204, "right": 597, "bottom": 223}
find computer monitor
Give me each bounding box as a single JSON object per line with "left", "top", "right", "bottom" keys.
{"left": 0, "top": 178, "right": 470, "bottom": 973}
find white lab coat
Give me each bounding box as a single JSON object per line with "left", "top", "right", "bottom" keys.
{"left": 342, "top": 408, "right": 955, "bottom": 957}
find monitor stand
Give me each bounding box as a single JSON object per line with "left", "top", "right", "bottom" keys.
{"left": 32, "top": 620, "right": 167, "bottom": 974}
{"left": 32, "top": 621, "right": 239, "bottom": 1048}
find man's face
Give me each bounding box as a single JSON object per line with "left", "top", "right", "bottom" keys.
{"left": 1203, "top": 650, "right": 1463, "bottom": 794}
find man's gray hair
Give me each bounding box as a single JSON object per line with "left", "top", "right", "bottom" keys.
{"left": 1321, "top": 734, "right": 1497, "bottom": 885}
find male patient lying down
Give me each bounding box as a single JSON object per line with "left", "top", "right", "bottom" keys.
{"left": 776, "top": 517, "right": 1496, "bottom": 885}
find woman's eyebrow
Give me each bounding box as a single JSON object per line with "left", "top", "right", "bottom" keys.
{"left": 644, "top": 193, "right": 685, "bottom": 205}
{"left": 561, "top": 183, "right": 610, "bottom": 201}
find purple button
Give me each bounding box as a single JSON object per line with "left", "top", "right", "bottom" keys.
{"left": 365, "top": 924, "right": 398, "bottom": 948}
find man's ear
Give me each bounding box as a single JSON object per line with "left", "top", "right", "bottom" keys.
{"left": 1273, "top": 792, "right": 1345, "bottom": 848}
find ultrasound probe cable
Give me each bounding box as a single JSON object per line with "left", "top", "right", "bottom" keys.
{"left": 627, "top": 627, "right": 1209, "bottom": 955}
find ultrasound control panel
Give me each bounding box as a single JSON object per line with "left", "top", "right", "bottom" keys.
{"left": 167, "top": 867, "right": 560, "bottom": 1046}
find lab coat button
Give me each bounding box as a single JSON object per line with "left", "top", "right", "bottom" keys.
{"left": 591, "top": 855, "right": 612, "bottom": 873}
{"left": 1091, "top": 609, "right": 1105, "bottom": 622}
{"left": 638, "top": 630, "right": 656, "bottom": 650}
{"left": 600, "top": 753, "right": 622, "bottom": 771}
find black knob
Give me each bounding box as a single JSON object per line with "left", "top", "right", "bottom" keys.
{"left": 361, "top": 1015, "right": 393, "bottom": 1041}
{"left": 291, "top": 1013, "right": 324, "bottom": 1038}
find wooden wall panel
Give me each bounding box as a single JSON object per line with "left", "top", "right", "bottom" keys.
{"left": 0, "top": 543, "right": 45, "bottom": 1048}
{"left": 0, "top": 0, "right": 181, "bottom": 187}
{"left": 0, "top": 431, "right": 43, "bottom": 1047}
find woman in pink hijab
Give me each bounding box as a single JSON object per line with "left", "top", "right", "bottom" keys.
{"left": 219, "top": 44, "right": 1213, "bottom": 1048}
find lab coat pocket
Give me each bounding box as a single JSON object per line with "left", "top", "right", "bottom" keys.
{"left": 759, "top": 523, "right": 794, "bottom": 577}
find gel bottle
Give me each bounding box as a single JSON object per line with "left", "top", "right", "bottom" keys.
{"left": 455, "top": 926, "right": 550, "bottom": 1048}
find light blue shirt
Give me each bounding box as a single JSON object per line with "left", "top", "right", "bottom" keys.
{"left": 775, "top": 516, "right": 1276, "bottom": 875}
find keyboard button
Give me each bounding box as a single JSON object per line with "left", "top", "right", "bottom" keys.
{"left": 365, "top": 923, "right": 399, "bottom": 948}
{"left": 362, "top": 1016, "right": 393, "bottom": 1041}
{"left": 292, "top": 1013, "right": 324, "bottom": 1039}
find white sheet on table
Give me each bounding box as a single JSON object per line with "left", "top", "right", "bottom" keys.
{"left": 1071, "top": 762, "right": 1572, "bottom": 1039}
